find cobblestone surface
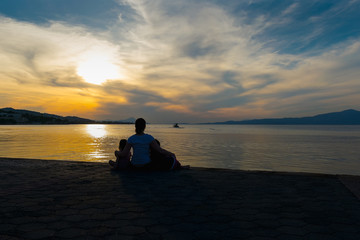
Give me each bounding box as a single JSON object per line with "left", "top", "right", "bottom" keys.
{"left": 0, "top": 157, "right": 360, "bottom": 239}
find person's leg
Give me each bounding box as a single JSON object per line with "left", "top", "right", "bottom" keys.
{"left": 117, "top": 157, "right": 130, "bottom": 169}
{"left": 170, "top": 157, "right": 190, "bottom": 170}
{"left": 150, "top": 152, "right": 170, "bottom": 170}
{"left": 180, "top": 164, "right": 190, "bottom": 169}
{"left": 159, "top": 156, "right": 176, "bottom": 170}
{"left": 109, "top": 160, "right": 116, "bottom": 168}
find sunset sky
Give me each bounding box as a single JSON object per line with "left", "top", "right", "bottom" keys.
{"left": 1, "top": 0, "right": 360, "bottom": 123}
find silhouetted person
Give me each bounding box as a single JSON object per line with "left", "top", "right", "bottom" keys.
{"left": 151, "top": 139, "right": 186, "bottom": 170}
{"left": 116, "top": 118, "right": 175, "bottom": 169}
{"left": 109, "top": 139, "right": 131, "bottom": 169}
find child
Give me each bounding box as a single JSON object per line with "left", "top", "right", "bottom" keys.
{"left": 109, "top": 139, "right": 131, "bottom": 170}
{"left": 150, "top": 139, "right": 189, "bottom": 170}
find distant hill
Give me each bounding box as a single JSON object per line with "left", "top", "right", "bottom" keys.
{"left": 208, "top": 109, "right": 360, "bottom": 125}
{"left": 0, "top": 107, "right": 134, "bottom": 125}
{"left": 100, "top": 117, "right": 136, "bottom": 124}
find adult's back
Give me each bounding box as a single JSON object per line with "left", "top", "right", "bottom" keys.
{"left": 128, "top": 133, "right": 154, "bottom": 165}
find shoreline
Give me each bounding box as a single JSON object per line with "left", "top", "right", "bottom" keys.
{"left": 1, "top": 157, "right": 360, "bottom": 201}
{"left": 1, "top": 157, "right": 360, "bottom": 239}
{"left": 1, "top": 156, "right": 360, "bottom": 176}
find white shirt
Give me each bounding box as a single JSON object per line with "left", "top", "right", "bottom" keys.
{"left": 128, "top": 133, "right": 154, "bottom": 165}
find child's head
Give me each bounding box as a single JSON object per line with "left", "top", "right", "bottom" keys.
{"left": 119, "top": 139, "right": 127, "bottom": 150}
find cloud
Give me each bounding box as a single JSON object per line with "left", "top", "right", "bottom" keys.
{"left": 0, "top": 16, "right": 126, "bottom": 117}
{"left": 281, "top": 3, "right": 299, "bottom": 16}
{"left": 0, "top": 17, "right": 122, "bottom": 86}
{"left": 1, "top": 0, "right": 360, "bottom": 122}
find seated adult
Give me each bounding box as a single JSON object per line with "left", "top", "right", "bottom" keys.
{"left": 116, "top": 118, "right": 175, "bottom": 169}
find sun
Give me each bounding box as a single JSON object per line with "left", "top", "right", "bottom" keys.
{"left": 77, "top": 56, "right": 122, "bottom": 85}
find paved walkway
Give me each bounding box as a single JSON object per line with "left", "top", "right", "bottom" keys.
{"left": 0, "top": 157, "right": 360, "bottom": 240}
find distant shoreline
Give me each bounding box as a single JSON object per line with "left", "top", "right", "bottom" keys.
{"left": 1, "top": 123, "right": 360, "bottom": 126}
{"left": 0, "top": 107, "right": 135, "bottom": 125}
{"left": 0, "top": 122, "right": 134, "bottom": 125}
{"left": 1, "top": 107, "right": 360, "bottom": 125}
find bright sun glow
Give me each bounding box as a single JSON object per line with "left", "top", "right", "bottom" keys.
{"left": 77, "top": 56, "right": 122, "bottom": 85}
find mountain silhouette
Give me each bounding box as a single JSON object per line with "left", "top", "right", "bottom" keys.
{"left": 210, "top": 109, "right": 360, "bottom": 125}
{"left": 0, "top": 107, "right": 134, "bottom": 124}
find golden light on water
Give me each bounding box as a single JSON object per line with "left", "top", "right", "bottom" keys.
{"left": 86, "top": 125, "right": 107, "bottom": 138}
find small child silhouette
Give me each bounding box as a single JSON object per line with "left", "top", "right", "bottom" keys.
{"left": 109, "top": 139, "right": 131, "bottom": 170}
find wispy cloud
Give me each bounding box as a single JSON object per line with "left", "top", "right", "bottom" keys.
{"left": 281, "top": 2, "right": 298, "bottom": 16}
{"left": 0, "top": 0, "right": 360, "bottom": 122}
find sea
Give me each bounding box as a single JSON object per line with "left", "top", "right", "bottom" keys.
{"left": 1, "top": 124, "right": 360, "bottom": 176}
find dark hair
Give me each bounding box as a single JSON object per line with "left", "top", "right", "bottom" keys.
{"left": 119, "top": 139, "right": 127, "bottom": 150}
{"left": 135, "top": 118, "right": 146, "bottom": 134}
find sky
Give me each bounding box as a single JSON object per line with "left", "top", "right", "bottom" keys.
{"left": 1, "top": 0, "right": 360, "bottom": 123}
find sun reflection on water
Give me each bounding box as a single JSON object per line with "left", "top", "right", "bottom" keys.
{"left": 85, "top": 125, "right": 110, "bottom": 161}
{"left": 86, "top": 125, "right": 107, "bottom": 138}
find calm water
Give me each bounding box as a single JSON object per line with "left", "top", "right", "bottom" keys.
{"left": 1, "top": 124, "right": 360, "bottom": 176}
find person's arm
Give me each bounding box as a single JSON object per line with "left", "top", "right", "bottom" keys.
{"left": 150, "top": 140, "right": 175, "bottom": 157}
{"left": 115, "top": 143, "right": 132, "bottom": 158}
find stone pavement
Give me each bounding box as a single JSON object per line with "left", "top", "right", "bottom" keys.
{"left": 0, "top": 157, "right": 360, "bottom": 240}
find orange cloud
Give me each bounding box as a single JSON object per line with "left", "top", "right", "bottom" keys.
{"left": 146, "top": 102, "right": 194, "bottom": 114}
